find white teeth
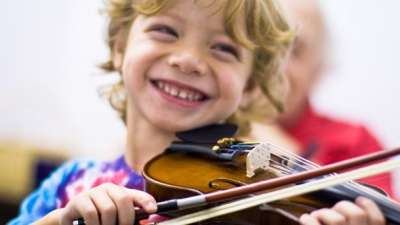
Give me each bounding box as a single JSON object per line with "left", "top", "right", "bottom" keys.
{"left": 170, "top": 87, "right": 178, "bottom": 96}
{"left": 165, "top": 84, "right": 171, "bottom": 93}
{"left": 179, "top": 91, "right": 187, "bottom": 99}
{"left": 155, "top": 80, "right": 204, "bottom": 101}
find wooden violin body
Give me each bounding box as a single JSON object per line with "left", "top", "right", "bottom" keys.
{"left": 141, "top": 124, "right": 400, "bottom": 225}
{"left": 143, "top": 150, "right": 343, "bottom": 224}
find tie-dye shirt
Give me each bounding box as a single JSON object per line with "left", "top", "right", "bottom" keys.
{"left": 8, "top": 155, "right": 144, "bottom": 225}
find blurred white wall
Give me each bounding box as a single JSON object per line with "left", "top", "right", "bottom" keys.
{"left": 316, "top": 1, "right": 400, "bottom": 148}
{"left": 1, "top": 1, "right": 399, "bottom": 195}
{"left": 0, "top": 0, "right": 126, "bottom": 159}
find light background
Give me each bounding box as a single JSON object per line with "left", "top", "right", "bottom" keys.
{"left": 1, "top": 1, "right": 399, "bottom": 196}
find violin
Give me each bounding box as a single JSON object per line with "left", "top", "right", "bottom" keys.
{"left": 140, "top": 124, "right": 400, "bottom": 225}
{"left": 73, "top": 124, "right": 400, "bottom": 225}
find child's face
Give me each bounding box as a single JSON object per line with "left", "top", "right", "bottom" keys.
{"left": 115, "top": 0, "right": 254, "bottom": 132}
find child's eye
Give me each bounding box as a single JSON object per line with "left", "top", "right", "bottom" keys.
{"left": 155, "top": 25, "right": 178, "bottom": 36}
{"left": 147, "top": 24, "right": 178, "bottom": 41}
{"left": 212, "top": 43, "right": 240, "bottom": 61}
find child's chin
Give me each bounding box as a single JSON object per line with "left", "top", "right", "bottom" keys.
{"left": 153, "top": 119, "right": 203, "bottom": 133}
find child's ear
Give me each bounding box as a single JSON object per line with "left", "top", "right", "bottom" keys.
{"left": 112, "top": 35, "right": 126, "bottom": 71}
{"left": 113, "top": 51, "right": 123, "bottom": 71}
{"left": 239, "top": 80, "right": 259, "bottom": 109}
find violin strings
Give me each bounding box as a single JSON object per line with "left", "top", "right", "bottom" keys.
{"left": 267, "top": 144, "right": 375, "bottom": 189}
{"left": 263, "top": 143, "right": 400, "bottom": 210}
{"left": 266, "top": 148, "right": 400, "bottom": 222}
{"left": 245, "top": 142, "right": 400, "bottom": 219}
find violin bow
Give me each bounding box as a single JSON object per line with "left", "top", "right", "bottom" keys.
{"left": 158, "top": 157, "right": 400, "bottom": 225}
{"left": 73, "top": 147, "right": 400, "bottom": 225}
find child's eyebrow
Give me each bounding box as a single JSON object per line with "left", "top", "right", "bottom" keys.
{"left": 158, "top": 11, "right": 184, "bottom": 22}
{"left": 159, "top": 10, "right": 228, "bottom": 37}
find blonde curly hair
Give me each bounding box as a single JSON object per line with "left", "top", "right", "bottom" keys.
{"left": 99, "top": 0, "right": 293, "bottom": 136}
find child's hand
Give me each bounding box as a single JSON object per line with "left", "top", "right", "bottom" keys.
{"left": 300, "top": 197, "right": 385, "bottom": 225}
{"left": 60, "top": 183, "right": 157, "bottom": 225}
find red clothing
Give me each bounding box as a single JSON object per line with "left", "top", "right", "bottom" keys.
{"left": 284, "top": 104, "right": 394, "bottom": 197}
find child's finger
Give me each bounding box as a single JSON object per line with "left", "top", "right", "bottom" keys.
{"left": 332, "top": 200, "right": 367, "bottom": 225}
{"left": 62, "top": 193, "right": 100, "bottom": 225}
{"left": 60, "top": 206, "right": 80, "bottom": 225}
{"left": 106, "top": 185, "right": 136, "bottom": 225}
{"left": 355, "top": 197, "right": 385, "bottom": 225}
{"left": 90, "top": 187, "right": 117, "bottom": 225}
{"left": 299, "top": 213, "right": 321, "bottom": 225}
{"left": 310, "top": 208, "right": 346, "bottom": 225}
{"left": 126, "top": 188, "right": 157, "bottom": 213}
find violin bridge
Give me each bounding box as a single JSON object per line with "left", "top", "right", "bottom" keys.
{"left": 246, "top": 143, "right": 272, "bottom": 178}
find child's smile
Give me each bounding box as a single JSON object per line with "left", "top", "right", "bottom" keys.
{"left": 151, "top": 79, "right": 209, "bottom": 108}
{"left": 115, "top": 0, "right": 254, "bottom": 132}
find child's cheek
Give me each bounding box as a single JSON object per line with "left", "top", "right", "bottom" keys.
{"left": 121, "top": 60, "right": 145, "bottom": 101}
{"left": 220, "top": 71, "right": 248, "bottom": 92}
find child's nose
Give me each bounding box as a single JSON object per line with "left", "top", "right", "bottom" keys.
{"left": 167, "top": 50, "right": 208, "bottom": 76}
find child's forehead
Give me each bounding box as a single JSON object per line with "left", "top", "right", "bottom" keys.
{"left": 154, "top": 0, "right": 246, "bottom": 32}
{"left": 158, "top": 0, "right": 226, "bottom": 18}
{"left": 162, "top": 0, "right": 228, "bottom": 12}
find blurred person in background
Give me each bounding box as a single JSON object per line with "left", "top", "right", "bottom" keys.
{"left": 254, "top": 0, "right": 395, "bottom": 197}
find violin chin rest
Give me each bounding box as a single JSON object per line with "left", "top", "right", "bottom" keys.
{"left": 176, "top": 123, "right": 238, "bottom": 144}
